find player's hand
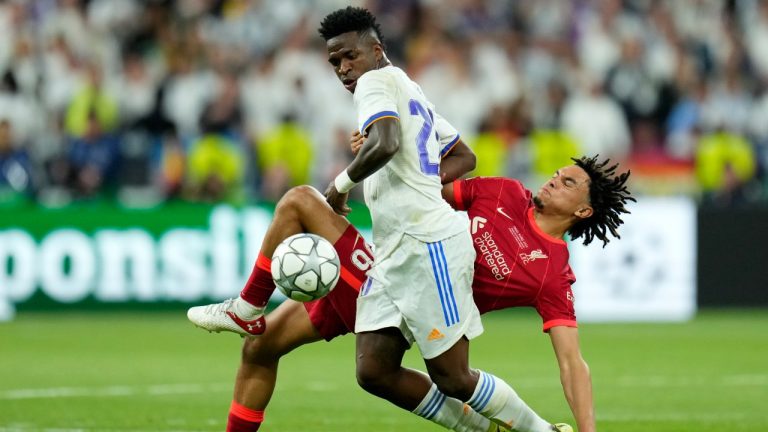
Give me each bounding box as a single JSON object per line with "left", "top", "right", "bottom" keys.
{"left": 350, "top": 130, "right": 365, "bottom": 155}
{"left": 324, "top": 182, "right": 352, "bottom": 216}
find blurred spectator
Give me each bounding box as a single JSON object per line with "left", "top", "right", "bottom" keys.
{"left": 256, "top": 113, "right": 313, "bottom": 201}
{"left": 64, "top": 63, "right": 118, "bottom": 138}
{"left": 561, "top": 75, "right": 631, "bottom": 161}
{"left": 0, "top": 119, "right": 33, "bottom": 203}
{"left": 61, "top": 110, "right": 120, "bottom": 198}
{"left": 110, "top": 52, "right": 156, "bottom": 127}
{"left": 186, "top": 131, "right": 245, "bottom": 203}
{"left": 696, "top": 130, "right": 757, "bottom": 207}
{"left": 529, "top": 130, "right": 581, "bottom": 184}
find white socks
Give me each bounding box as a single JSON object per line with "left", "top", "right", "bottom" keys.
{"left": 234, "top": 297, "right": 262, "bottom": 318}
{"left": 466, "top": 371, "right": 552, "bottom": 432}
{"left": 413, "top": 383, "right": 496, "bottom": 432}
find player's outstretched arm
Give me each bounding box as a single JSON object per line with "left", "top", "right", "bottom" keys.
{"left": 549, "top": 326, "right": 597, "bottom": 432}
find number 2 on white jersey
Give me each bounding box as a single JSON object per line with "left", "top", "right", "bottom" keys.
{"left": 409, "top": 99, "right": 439, "bottom": 176}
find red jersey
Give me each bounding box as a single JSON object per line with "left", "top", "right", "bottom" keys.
{"left": 453, "top": 177, "right": 578, "bottom": 331}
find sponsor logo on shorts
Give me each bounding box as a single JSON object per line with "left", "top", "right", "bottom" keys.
{"left": 519, "top": 249, "right": 548, "bottom": 265}
{"left": 428, "top": 328, "right": 445, "bottom": 341}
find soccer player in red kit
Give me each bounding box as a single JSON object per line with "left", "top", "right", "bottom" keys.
{"left": 188, "top": 148, "right": 633, "bottom": 431}
{"left": 449, "top": 175, "right": 579, "bottom": 330}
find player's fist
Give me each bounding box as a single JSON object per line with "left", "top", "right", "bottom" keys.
{"left": 324, "top": 182, "right": 351, "bottom": 216}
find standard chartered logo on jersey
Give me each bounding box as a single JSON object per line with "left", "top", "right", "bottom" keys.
{"left": 0, "top": 206, "right": 276, "bottom": 306}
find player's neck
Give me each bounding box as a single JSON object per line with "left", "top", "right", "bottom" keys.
{"left": 532, "top": 208, "right": 568, "bottom": 241}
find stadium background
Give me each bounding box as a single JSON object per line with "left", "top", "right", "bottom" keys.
{"left": 0, "top": 0, "right": 766, "bottom": 431}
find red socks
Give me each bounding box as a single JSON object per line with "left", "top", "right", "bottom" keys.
{"left": 240, "top": 253, "right": 274, "bottom": 308}
{"left": 227, "top": 401, "right": 264, "bottom": 432}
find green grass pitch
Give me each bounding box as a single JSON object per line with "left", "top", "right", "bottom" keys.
{"left": 1, "top": 308, "right": 766, "bottom": 431}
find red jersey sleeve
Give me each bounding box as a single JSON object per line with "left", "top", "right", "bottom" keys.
{"left": 536, "top": 266, "right": 578, "bottom": 332}
{"left": 453, "top": 177, "right": 529, "bottom": 211}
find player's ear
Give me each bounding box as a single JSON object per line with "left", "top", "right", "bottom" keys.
{"left": 575, "top": 206, "right": 593, "bottom": 219}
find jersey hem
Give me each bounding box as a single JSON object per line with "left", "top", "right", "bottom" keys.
{"left": 440, "top": 135, "right": 461, "bottom": 158}
{"left": 542, "top": 319, "right": 578, "bottom": 332}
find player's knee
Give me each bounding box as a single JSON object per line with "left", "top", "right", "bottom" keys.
{"left": 240, "top": 336, "right": 280, "bottom": 365}
{"left": 355, "top": 360, "right": 394, "bottom": 396}
{"left": 276, "top": 185, "right": 320, "bottom": 211}
{"left": 431, "top": 370, "right": 475, "bottom": 401}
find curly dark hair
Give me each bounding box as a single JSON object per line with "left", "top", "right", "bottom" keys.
{"left": 568, "top": 155, "right": 635, "bottom": 247}
{"left": 318, "top": 6, "right": 386, "bottom": 50}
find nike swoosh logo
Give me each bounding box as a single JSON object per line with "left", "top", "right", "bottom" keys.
{"left": 497, "top": 207, "right": 513, "bottom": 220}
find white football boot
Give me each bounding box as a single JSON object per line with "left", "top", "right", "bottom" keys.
{"left": 187, "top": 298, "right": 266, "bottom": 337}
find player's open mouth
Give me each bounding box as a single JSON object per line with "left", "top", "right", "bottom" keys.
{"left": 343, "top": 79, "right": 357, "bottom": 91}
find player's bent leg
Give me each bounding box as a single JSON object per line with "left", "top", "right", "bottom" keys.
{"left": 424, "top": 336, "right": 478, "bottom": 401}
{"left": 425, "top": 338, "right": 555, "bottom": 432}
{"left": 227, "top": 299, "right": 323, "bottom": 432}
{"left": 187, "top": 185, "right": 351, "bottom": 336}
{"left": 356, "top": 330, "right": 505, "bottom": 432}
{"left": 262, "top": 185, "right": 351, "bottom": 254}
{"left": 355, "top": 328, "right": 423, "bottom": 409}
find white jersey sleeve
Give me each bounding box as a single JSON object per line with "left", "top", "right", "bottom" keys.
{"left": 354, "top": 71, "right": 400, "bottom": 135}
{"left": 434, "top": 112, "right": 461, "bottom": 158}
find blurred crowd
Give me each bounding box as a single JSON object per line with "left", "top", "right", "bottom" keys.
{"left": 0, "top": 0, "right": 767, "bottom": 208}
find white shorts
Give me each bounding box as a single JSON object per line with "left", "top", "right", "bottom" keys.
{"left": 355, "top": 231, "right": 484, "bottom": 359}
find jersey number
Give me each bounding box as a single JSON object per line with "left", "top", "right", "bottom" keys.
{"left": 409, "top": 99, "right": 439, "bottom": 176}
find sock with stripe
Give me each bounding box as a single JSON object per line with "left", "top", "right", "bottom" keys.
{"left": 227, "top": 401, "right": 263, "bottom": 432}
{"left": 238, "top": 252, "right": 274, "bottom": 313}
{"left": 414, "top": 383, "right": 497, "bottom": 432}
{"left": 466, "top": 371, "right": 552, "bottom": 432}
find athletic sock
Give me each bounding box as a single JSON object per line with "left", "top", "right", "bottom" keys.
{"left": 239, "top": 253, "right": 274, "bottom": 310}
{"left": 466, "top": 371, "right": 552, "bottom": 432}
{"left": 414, "top": 383, "right": 495, "bottom": 432}
{"left": 227, "top": 401, "right": 263, "bottom": 432}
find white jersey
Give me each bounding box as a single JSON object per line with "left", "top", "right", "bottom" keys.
{"left": 353, "top": 66, "right": 468, "bottom": 259}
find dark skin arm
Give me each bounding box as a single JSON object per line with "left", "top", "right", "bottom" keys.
{"left": 349, "top": 132, "right": 475, "bottom": 185}
{"left": 325, "top": 118, "right": 401, "bottom": 215}
{"left": 439, "top": 140, "right": 475, "bottom": 184}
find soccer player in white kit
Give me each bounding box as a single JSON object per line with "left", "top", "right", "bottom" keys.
{"left": 322, "top": 7, "right": 566, "bottom": 431}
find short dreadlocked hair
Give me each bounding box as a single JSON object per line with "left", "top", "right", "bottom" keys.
{"left": 318, "top": 6, "right": 386, "bottom": 50}
{"left": 568, "top": 155, "right": 635, "bottom": 247}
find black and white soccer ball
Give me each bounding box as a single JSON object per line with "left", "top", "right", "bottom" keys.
{"left": 271, "top": 233, "right": 341, "bottom": 302}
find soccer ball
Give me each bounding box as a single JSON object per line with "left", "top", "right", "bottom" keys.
{"left": 271, "top": 233, "right": 341, "bottom": 302}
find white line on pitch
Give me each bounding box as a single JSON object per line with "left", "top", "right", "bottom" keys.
{"left": 0, "top": 383, "right": 230, "bottom": 400}
{"left": 597, "top": 412, "right": 751, "bottom": 422}
{"left": 0, "top": 429, "right": 213, "bottom": 432}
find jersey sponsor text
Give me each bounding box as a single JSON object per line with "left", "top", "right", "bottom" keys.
{"left": 474, "top": 231, "right": 510, "bottom": 280}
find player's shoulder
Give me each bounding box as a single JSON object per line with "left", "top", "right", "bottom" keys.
{"left": 466, "top": 176, "right": 524, "bottom": 190}
{"left": 358, "top": 66, "right": 398, "bottom": 86}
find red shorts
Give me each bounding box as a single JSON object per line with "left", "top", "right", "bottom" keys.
{"left": 303, "top": 224, "right": 374, "bottom": 341}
